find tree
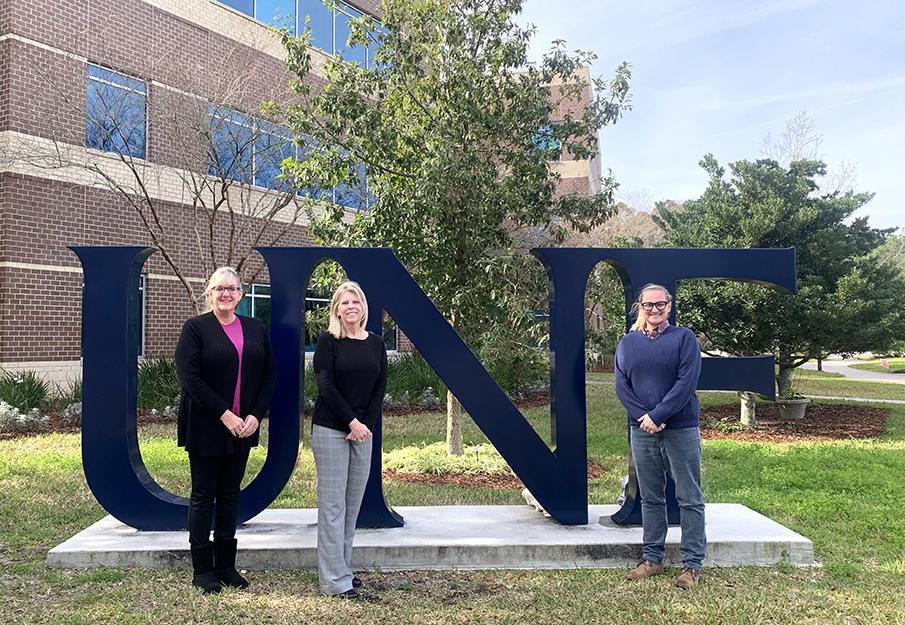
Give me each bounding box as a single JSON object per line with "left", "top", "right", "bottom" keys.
{"left": 278, "top": 0, "right": 632, "bottom": 453}
{"left": 760, "top": 108, "right": 857, "bottom": 196}
{"left": 2, "top": 30, "right": 317, "bottom": 315}
{"left": 567, "top": 192, "right": 666, "bottom": 370}
{"left": 656, "top": 155, "right": 904, "bottom": 401}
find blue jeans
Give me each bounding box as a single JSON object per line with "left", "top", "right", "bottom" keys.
{"left": 630, "top": 426, "right": 706, "bottom": 569}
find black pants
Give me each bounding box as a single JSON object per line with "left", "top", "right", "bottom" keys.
{"left": 188, "top": 451, "right": 250, "bottom": 547}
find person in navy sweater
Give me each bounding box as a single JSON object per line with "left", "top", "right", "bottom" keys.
{"left": 312, "top": 281, "right": 387, "bottom": 600}
{"left": 615, "top": 284, "right": 705, "bottom": 589}
{"left": 175, "top": 267, "right": 275, "bottom": 594}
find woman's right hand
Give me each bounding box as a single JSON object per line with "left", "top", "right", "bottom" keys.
{"left": 346, "top": 418, "right": 372, "bottom": 443}
{"left": 220, "top": 409, "right": 245, "bottom": 437}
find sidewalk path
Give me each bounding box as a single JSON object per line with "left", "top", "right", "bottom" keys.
{"left": 802, "top": 356, "right": 905, "bottom": 384}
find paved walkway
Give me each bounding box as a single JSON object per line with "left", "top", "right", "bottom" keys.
{"left": 802, "top": 356, "right": 905, "bottom": 384}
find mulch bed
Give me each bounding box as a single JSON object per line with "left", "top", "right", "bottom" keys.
{"left": 699, "top": 402, "right": 888, "bottom": 442}
{"left": 4, "top": 399, "right": 889, "bottom": 492}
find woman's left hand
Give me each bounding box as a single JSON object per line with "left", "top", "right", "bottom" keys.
{"left": 238, "top": 415, "right": 259, "bottom": 438}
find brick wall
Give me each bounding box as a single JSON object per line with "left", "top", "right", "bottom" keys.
{"left": 0, "top": 0, "right": 598, "bottom": 377}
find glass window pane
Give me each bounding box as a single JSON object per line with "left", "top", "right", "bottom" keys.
{"left": 256, "top": 0, "right": 294, "bottom": 33}
{"left": 335, "top": 5, "right": 366, "bottom": 65}
{"left": 235, "top": 299, "right": 252, "bottom": 316}
{"left": 254, "top": 122, "right": 295, "bottom": 190}
{"left": 253, "top": 297, "right": 271, "bottom": 333}
{"left": 218, "top": 0, "right": 254, "bottom": 16}
{"left": 334, "top": 162, "right": 368, "bottom": 210}
{"left": 368, "top": 22, "right": 389, "bottom": 69}
{"left": 383, "top": 312, "right": 397, "bottom": 351}
{"left": 300, "top": 0, "right": 332, "bottom": 53}
{"left": 208, "top": 107, "right": 253, "bottom": 184}
{"left": 86, "top": 64, "right": 147, "bottom": 159}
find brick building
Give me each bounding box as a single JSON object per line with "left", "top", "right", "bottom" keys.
{"left": 0, "top": 0, "right": 601, "bottom": 382}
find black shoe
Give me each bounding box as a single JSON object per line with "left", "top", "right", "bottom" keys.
{"left": 213, "top": 539, "right": 249, "bottom": 589}
{"left": 215, "top": 567, "right": 249, "bottom": 589}
{"left": 192, "top": 572, "right": 223, "bottom": 595}
{"left": 190, "top": 545, "right": 223, "bottom": 595}
{"left": 352, "top": 576, "right": 363, "bottom": 588}
{"left": 338, "top": 589, "right": 360, "bottom": 601}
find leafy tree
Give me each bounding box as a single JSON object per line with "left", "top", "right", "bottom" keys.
{"left": 277, "top": 0, "right": 631, "bottom": 453}
{"left": 656, "top": 155, "right": 904, "bottom": 397}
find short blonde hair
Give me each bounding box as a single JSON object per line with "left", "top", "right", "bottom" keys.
{"left": 201, "top": 266, "right": 242, "bottom": 314}
{"left": 327, "top": 281, "right": 369, "bottom": 339}
{"left": 629, "top": 284, "right": 672, "bottom": 332}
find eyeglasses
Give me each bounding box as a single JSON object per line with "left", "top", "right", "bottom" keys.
{"left": 212, "top": 285, "right": 241, "bottom": 294}
{"left": 640, "top": 301, "right": 669, "bottom": 312}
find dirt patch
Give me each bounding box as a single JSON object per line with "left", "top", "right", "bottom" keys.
{"left": 700, "top": 402, "right": 888, "bottom": 442}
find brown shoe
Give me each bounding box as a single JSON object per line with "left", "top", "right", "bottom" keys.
{"left": 625, "top": 559, "right": 665, "bottom": 580}
{"left": 675, "top": 567, "right": 701, "bottom": 589}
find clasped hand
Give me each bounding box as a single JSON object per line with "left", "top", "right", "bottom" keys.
{"left": 346, "top": 418, "right": 372, "bottom": 443}
{"left": 220, "top": 410, "right": 259, "bottom": 438}
{"left": 637, "top": 414, "right": 665, "bottom": 434}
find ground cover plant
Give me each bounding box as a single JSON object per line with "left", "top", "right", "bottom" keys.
{"left": 2, "top": 377, "right": 905, "bottom": 623}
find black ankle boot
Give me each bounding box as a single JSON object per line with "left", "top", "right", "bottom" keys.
{"left": 190, "top": 544, "right": 223, "bottom": 595}
{"left": 214, "top": 538, "right": 249, "bottom": 589}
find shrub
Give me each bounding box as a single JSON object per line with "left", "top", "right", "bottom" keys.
{"left": 0, "top": 401, "right": 48, "bottom": 433}
{"left": 137, "top": 357, "right": 181, "bottom": 411}
{"left": 385, "top": 353, "right": 446, "bottom": 400}
{"left": 383, "top": 442, "right": 513, "bottom": 475}
{"left": 62, "top": 402, "right": 82, "bottom": 427}
{"left": 0, "top": 370, "right": 50, "bottom": 411}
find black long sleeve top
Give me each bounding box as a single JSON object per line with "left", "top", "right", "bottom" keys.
{"left": 312, "top": 331, "right": 388, "bottom": 433}
{"left": 175, "top": 312, "right": 276, "bottom": 456}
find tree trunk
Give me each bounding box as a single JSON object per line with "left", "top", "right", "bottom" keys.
{"left": 738, "top": 391, "right": 756, "bottom": 426}
{"left": 446, "top": 390, "right": 464, "bottom": 456}
{"left": 776, "top": 365, "right": 794, "bottom": 397}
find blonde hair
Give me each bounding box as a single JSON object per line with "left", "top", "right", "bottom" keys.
{"left": 327, "top": 281, "right": 369, "bottom": 339}
{"left": 629, "top": 284, "right": 672, "bottom": 332}
{"left": 201, "top": 266, "right": 242, "bottom": 314}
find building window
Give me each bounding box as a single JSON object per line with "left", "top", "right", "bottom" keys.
{"left": 207, "top": 107, "right": 299, "bottom": 191}
{"left": 209, "top": 106, "right": 372, "bottom": 209}
{"left": 219, "top": 0, "right": 385, "bottom": 67}
{"left": 86, "top": 64, "right": 147, "bottom": 159}
{"left": 236, "top": 284, "right": 272, "bottom": 334}
{"left": 303, "top": 0, "right": 387, "bottom": 68}
{"left": 137, "top": 275, "right": 146, "bottom": 357}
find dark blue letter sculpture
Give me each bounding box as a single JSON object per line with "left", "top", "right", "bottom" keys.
{"left": 72, "top": 246, "right": 794, "bottom": 530}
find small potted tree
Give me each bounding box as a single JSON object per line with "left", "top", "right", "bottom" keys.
{"left": 775, "top": 388, "right": 810, "bottom": 419}
{"left": 775, "top": 366, "right": 809, "bottom": 419}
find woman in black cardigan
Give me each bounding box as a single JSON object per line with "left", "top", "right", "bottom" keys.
{"left": 312, "top": 281, "right": 387, "bottom": 600}
{"left": 175, "top": 267, "right": 276, "bottom": 594}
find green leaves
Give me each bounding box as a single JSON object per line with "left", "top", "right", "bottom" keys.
{"left": 279, "top": 0, "right": 631, "bottom": 360}
{"left": 659, "top": 156, "right": 905, "bottom": 394}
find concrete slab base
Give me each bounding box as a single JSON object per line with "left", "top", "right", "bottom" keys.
{"left": 47, "top": 503, "right": 814, "bottom": 571}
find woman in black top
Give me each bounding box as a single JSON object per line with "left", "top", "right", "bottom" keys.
{"left": 312, "top": 281, "right": 387, "bottom": 600}
{"left": 175, "top": 267, "right": 276, "bottom": 594}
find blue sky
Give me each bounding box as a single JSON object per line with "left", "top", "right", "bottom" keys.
{"left": 518, "top": 0, "right": 904, "bottom": 229}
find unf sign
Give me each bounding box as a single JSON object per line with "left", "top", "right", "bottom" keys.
{"left": 71, "top": 246, "right": 795, "bottom": 530}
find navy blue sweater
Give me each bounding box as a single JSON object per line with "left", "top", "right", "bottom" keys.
{"left": 614, "top": 325, "right": 702, "bottom": 429}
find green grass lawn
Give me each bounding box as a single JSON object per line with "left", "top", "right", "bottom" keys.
{"left": 848, "top": 357, "right": 905, "bottom": 374}
{"left": 3, "top": 381, "right": 905, "bottom": 623}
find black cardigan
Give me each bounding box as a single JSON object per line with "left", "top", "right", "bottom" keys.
{"left": 175, "top": 312, "right": 276, "bottom": 456}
